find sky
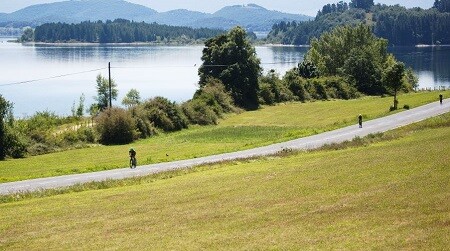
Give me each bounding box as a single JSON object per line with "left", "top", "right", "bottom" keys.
{"left": 0, "top": 0, "right": 435, "bottom": 16}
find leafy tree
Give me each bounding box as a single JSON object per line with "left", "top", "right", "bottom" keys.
{"left": 94, "top": 74, "right": 118, "bottom": 110}
{"left": 95, "top": 107, "right": 136, "bottom": 145}
{"left": 383, "top": 61, "right": 405, "bottom": 110}
{"left": 20, "top": 28, "right": 34, "bottom": 42}
{"left": 306, "top": 24, "right": 392, "bottom": 95}
{"left": 198, "top": 26, "right": 262, "bottom": 110}
{"left": 404, "top": 67, "right": 419, "bottom": 90}
{"left": 122, "top": 89, "right": 141, "bottom": 108}
{"left": 0, "top": 95, "right": 13, "bottom": 160}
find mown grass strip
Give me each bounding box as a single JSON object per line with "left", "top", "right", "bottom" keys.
{"left": 0, "top": 113, "right": 448, "bottom": 250}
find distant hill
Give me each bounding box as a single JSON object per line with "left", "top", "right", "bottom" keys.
{"left": 209, "top": 4, "right": 310, "bottom": 31}
{"left": 0, "top": 0, "right": 156, "bottom": 26}
{"left": 0, "top": 0, "right": 312, "bottom": 31}
{"left": 150, "top": 9, "right": 209, "bottom": 27}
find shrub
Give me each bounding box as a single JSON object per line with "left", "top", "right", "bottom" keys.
{"left": 403, "top": 104, "right": 410, "bottom": 110}
{"left": 142, "top": 97, "right": 188, "bottom": 132}
{"left": 95, "top": 107, "right": 137, "bottom": 145}
{"left": 259, "top": 72, "right": 294, "bottom": 105}
{"left": 194, "top": 78, "right": 237, "bottom": 116}
{"left": 130, "top": 106, "right": 157, "bottom": 139}
{"left": 4, "top": 127, "right": 28, "bottom": 158}
{"left": 259, "top": 82, "right": 276, "bottom": 105}
{"left": 182, "top": 99, "right": 218, "bottom": 125}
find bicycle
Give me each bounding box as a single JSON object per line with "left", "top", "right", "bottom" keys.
{"left": 130, "top": 156, "right": 137, "bottom": 169}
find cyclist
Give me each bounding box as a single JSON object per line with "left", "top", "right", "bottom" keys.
{"left": 129, "top": 148, "right": 137, "bottom": 169}
{"left": 358, "top": 114, "right": 363, "bottom": 128}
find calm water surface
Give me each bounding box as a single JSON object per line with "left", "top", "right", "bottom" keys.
{"left": 0, "top": 37, "right": 449, "bottom": 116}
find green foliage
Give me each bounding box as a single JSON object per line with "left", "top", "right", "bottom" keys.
{"left": 268, "top": 4, "right": 450, "bottom": 46}
{"left": 297, "top": 60, "right": 319, "bottom": 79}
{"left": 3, "top": 127, "right": 28, "bottom": 158}
{"left": 19, "top": 27, "right": 34, "bottom": 42}
{"left": 122, "top": 89, "right": 141, "bottom": 108}
{"left": 267, "top": 9, "right": 366, "bottom": 45}
{"left": 33, "top": 19, "right": 224, "bottom": 43}
{"left": 258, "top": 70, "right": 294, "bottom": 105}
{"left": 403, "top": 67, "right": 419, "bottom": 91}
{"left": 282, "top": 71, "right": 360, "bottom": 102}
{"left": 184, "top": 78, "right": 237, "bottom": 125}
{"left": 0, "top": 95, "right": 14, "bottom": 160}
{"left": 199, "top": 26, "right": 261, "bottom": 110}
{"left": 306, "top": 24, "right": 399, "bottom": 95}
{"left": 383, "top": 61, "right": 405, "bottom": 110}
{"left": 141, "top": 97, "right": 188, "bottom": 132}
{"left": 94, "top": 74, "right": 118, "bottom": 110}
{"left": 350, "top": 0, "right": 374, "bottom": 11}
{"left": 182, "top": 99, "right": 219, "bottom": 125}
{"left": 317, "top": 2, "right": 350, "bottom": 17}
{"left": 374, "top": 5, "right": 450, "bottom": 45}
{"left": 131, "top": 106, "right": 157, "bottom": 139}
{"left": 76, "top": 94, "right": 85, "bottom": 117}
{"left": 95, "top": 107, "right": 137, "bottom": 145}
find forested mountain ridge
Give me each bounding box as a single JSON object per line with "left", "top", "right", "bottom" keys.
{"left": 0, "top": 0, "right": 311, "bottom": 31}
{"left": 267, "top": 0, "right": 450, "bottom": 45}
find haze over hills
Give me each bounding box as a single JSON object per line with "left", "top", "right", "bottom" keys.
{"left": 0, "top": 0, "right": 312, "bottom": 31}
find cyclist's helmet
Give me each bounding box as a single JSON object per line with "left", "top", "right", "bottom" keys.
{"left": 129, "top": 148, "right": 134, "bottom": 151}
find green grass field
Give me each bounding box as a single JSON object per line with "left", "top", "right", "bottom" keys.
{"left": 0, "top": 111, "right": 449, "bottom": 250}
{"left": 0, "top": 90, "right": 447, "bottom": 183}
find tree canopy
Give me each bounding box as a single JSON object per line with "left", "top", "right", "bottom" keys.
{"left": 198, "top": 26, "right": 261, "bottom": 110}
{"left": 305, "top": 24, "right": 404, "bottom": 95}
{"left": 94, "top": 74, "right": 118, "bottom": 110}
{"left": 350, "top": 0, "right": 374, "bottom": 11}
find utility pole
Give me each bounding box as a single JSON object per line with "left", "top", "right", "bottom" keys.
{"left": 108, "top": 62, "right": 112, "bottom": 108}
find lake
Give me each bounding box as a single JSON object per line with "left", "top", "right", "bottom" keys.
{"left": 0, "top": 37, "right": 449, "bottom": 116}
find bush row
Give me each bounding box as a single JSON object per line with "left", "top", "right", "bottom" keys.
{"left": 258, "top": 70, "right": 361, "bottom": 105}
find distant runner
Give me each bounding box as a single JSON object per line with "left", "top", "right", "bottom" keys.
{"left": 439, "top": 94, "right": 443, "bottom": 105}
{"left": 358, "top": 114, "right": 363, "bottom": 128}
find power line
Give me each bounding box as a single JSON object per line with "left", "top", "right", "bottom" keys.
{"left": 0, "top": 67, "right": 107, "bottom": 87}
{"left": 0, "top": 61, "right": 302, "bottom": 87}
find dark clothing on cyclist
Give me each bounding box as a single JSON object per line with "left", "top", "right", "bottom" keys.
{"left": 358, "top": 114, "right": 363, "bottom": 128}
{"left": 129, "top": 149, "right": 136, "bottom": 158}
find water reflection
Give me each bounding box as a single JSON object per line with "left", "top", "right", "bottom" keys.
{"left": 389, "top": 46, "right": 450, "bottom": 88}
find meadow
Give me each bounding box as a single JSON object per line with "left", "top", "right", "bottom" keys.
{"left": 0, "top": 110, "right": 449, "bottom": 250}
{"left": 0, "top": 90, "right": 448, "bottom": 183}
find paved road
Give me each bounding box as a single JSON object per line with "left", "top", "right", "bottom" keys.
{"left": 1, "top": 100, "right": 449, "bottom": 195}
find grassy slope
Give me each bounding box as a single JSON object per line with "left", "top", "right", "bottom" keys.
{"left": 0, "top": 113, "right": 449, "bottom": 250}
{"left": 0, "top": 91, "right": 448, "bottom": 183}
